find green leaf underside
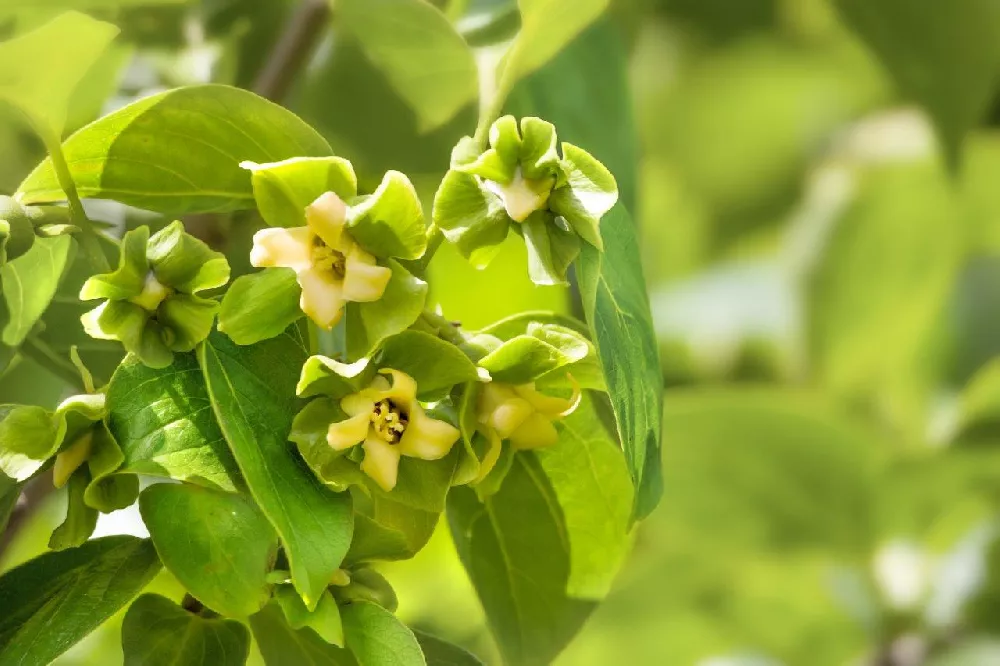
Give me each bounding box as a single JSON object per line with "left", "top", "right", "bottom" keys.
{"left": 18, "top": 85, "right": 332, "bottom": 215}
{"left": 139, "top": 484, "right": 278, "bottom": 618}
{"left": 200, "top": 328, "right": 353, "bottom": 609}
{"left": 0, "top": 536, "right": 161, "bottom": 666}
{"left": 338, "top": 0, "right": 478, "bottom": 133}
{"left": 1, "top": 234, "right": 74, "bottom": 347}
{"left": 342, "top": 600, "right": 426, "bottom": 666}
{"left": 122, "top": 594, "right": 250, "bottom": 666}
{"left": 576, "top": 204, "right": 662, "bottom": 519}
{"left": 448, "top": 455, "right": 595, "bottom": 666}
{"left": 107, "top": 352, "right": 242, "bottom": 491}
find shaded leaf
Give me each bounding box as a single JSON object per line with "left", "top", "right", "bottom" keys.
{"left": 0, "top": 536, "right": 161, "bottom": 665}
{"left": 413, "top": 631, "right": 485, "bottom": 666}
{"left": 1, "top": 234, "right": 74, "bottom": 347}
{"left": 342, "top": 600, "right": 425, "bottom": 666}
{"left": 122, "top": 594, "right": 250, "bottom": 666}
{"left": 200, "top": 328, "right": 353, "bottom": 609}
{"left": 250, "top": 603, "right": 355, "bottom": 666}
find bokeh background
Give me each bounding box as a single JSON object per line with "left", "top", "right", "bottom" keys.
{"left": 5, "top": 1, "right": 1000, "bottom": 664}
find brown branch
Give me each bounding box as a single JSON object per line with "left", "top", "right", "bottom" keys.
{"left": 253, "top": 0, "right": 332, "bottom": 103}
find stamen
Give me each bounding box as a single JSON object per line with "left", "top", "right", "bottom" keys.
{"left": 311, "top": 236, "right": 347, "bottom": 277}
{"left": 371, "top": 398, "right": 408, "bottom": 444}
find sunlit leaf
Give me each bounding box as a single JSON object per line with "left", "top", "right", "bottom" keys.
{"left": 139, "top": 483, "right": 278, "bottom": 618}
{"left": 19, "top": 85, "right": 332, "bottom": 215}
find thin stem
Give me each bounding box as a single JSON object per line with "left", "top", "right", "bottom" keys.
{"left": 253, "top": 0, "right": 332, "bottom": 103}
{"left": 41, "top": 132, "right": 110, "bottom": 273}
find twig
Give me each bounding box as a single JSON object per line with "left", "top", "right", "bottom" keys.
{"left": 253, "top": 0, "right": 332, "bottom": 103}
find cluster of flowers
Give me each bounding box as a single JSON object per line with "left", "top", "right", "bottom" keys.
{"left": 73, "top": 117, "right": 617, "bottom": 496}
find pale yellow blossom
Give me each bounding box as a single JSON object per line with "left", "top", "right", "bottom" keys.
{"left": 328, "top": 369, "right": 460, "bottom": 491}
{"left": 476, "top": 380, "right": 580, "bottom": 479}
{"left": 250, "top": 192, "right": 392, "bottom": 329}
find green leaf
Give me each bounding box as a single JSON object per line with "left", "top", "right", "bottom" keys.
{"left": 107, "top": 352, "right": 242, "bottom": 491}
{"left": 0, "top": 473, "right": 19, "bottom": 535}
{"left": 0, "top": 12, "right": 118, "bottom": 141}
{"left": 535, "top": 393, "right": 632, "bottom": 598}
{"left": 346, "top": 495, "right": 439, "bottom": 563}
{"left": 139, "top": 483, "right": 278, "bottom": 618}
{"left": 219, "top": 268, "right": 304, "bottom": 346}
{"left": 0, "top": 404, "right": 61, "bottom": 482}
{"left": 576, "top": 204, "right": 661, "bottom": 519}
{"left": 337, "top": 0, "right": 478, "bottom": 132}
{"left": 0, "top": 536, "right": 161, "bottom": 666}
{"left": 833, "top": 0, "right": 1000, "bottom": 166}
{"left": 346, "top": 260, "right": 427, "bottom": 357}
{"left": 493, "top": 0, "right": 610, "bottom": 107}
{"left": 477, "top": 322, "right": 589, "bottom": 384}
{"left": 1, "top": 234, "right": 74, "bottom": 346}
{"left": 447, "top": 455, "right": 594, "bottom": 666}
{"left": 274, "top": 587, "right": 344, "bottom": 647}
{"left": 48, "top": 466, "right": 98, "bottom": 551}
{"left": 347, "top": 171, "right": 427, "bottom": 261}
{"left": 243, "top": 156, "right": 358, "bottom": 229}
{"left": 431, "top": 170, "right": 510, "bottom": 269}
{"left": 521, "top": 212, "right": 580, "bottom": 285}
{"left": 250, "top": 603, "right": 354, "bottom": 665}
{"left": 413, "top": 631, "right": 485, "bottom": 666}
{"left": 342, "top": 600, "right": 425, "bottom": 666}
{"left": 377, "top": 330, "right": 481, "bottom": 399}
{"left": 19, "top": 85, "right": 332, "bottom": 215}
{"left": 122, "top": 594, "right": 251, "bottom": 666}
{"left": 200, "top": 328, "right": 354, "bottom": 609}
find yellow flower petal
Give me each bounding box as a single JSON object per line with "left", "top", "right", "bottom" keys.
{"left": 514, "top": 383, "right": 579, "bottom": 419}
{"left": 297, "top": 266, "right": 345, "bottom": 329}
{"left": 491, "top": 168, "right": 554, "bottom": 223}
{"left": 250, "top": 226, "right": 313, "bottom": 271}
{"left": 397, "top": 403, "right": 459, "bottom": 460}
{"left": 341, "top": 392, "right": 375, "bottom": 418}
{"left": 342, "top": 247, "right": 392, "bottom": 303}
{"left": 477, "top": 383, "right": 516, "bottom": 425}
{"left": 361, "top": 433, "right": 401, "bottom": 491}
{"left": 327, "top": 413, "right": 370, "bottom": 451}
{"left": 476, "top": 428, "right": 503, "bottom": 482}
{"left": 306, "top": 192, "right": 348, "bottom": 249}
{"left": 509, "top": 413, "right": 560, "bottom": 450}
{"left": 489, "top": 396, "right": 534, "bottom": 439}
{"left": 379, "top": 369, "right": 418, "bottom": 406}
{"left": 52, "top": 430, "right": 94, "bottom": 489}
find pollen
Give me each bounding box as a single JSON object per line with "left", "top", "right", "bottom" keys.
{"left": 310, "top": 236, "right": 347, "bottom": 277}
{"left": 371, "top": 398, "right": 408, "bottom": 444}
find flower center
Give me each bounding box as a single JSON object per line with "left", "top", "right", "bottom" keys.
{"left": 129, "top": 272, "right": 173, "bottom": 312}
{"left": 311, "top": 236, "right": 347, "bottom": 278}
{"left": 371, "top": 398, "right": 408, "bottom": 444}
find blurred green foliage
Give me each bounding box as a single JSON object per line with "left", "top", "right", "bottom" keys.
{"left": 6, "top": 0, "right": 1000, "bottom": 664}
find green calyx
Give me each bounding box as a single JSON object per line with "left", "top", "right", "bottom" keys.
{"left": 79, "top": 221, "right": 230, "bottom": 368}
{"left": 433, "top": 115, "right": 618, "bottom": 285}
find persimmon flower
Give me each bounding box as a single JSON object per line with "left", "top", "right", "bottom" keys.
{"left": 327, "top": 369, "right": 460, "bottom": 492}
{"left": 250, "top": 192, "right": 392, "bottom": 329}
{"left": 476, "top": 381, "right": 581, "bottom": 477}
